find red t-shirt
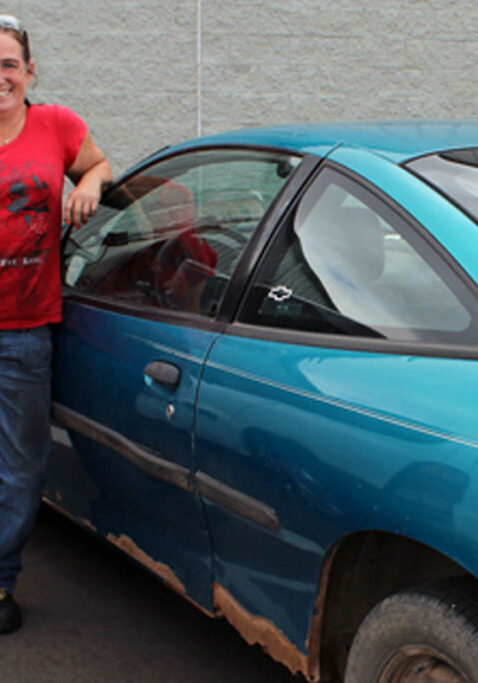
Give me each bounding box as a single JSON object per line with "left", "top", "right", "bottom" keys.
{"left": 0, "top": 103, "right": 87, "bottom": 329}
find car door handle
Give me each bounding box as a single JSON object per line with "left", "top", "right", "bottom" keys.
{"left": 144, "top": 361, "right": 181, "bottom": 388}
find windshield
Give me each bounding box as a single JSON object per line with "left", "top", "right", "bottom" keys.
{"left": 406, "top": 149, "right": 478, "bottom": 224}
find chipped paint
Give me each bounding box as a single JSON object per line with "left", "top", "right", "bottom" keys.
{"left": 78, "top": 518, "right": 98, "bottom": 533}
{"left": 42, "top": 497, "right": 69, "bottom": 517}
{"left": 213, "top": 583, "right": 309, "bottom": 679}
{"left": 306, "top": 544, "right": 340, "bottom": 683}
{"left": 107, "top": 533, "right": 187, "bottom": 595}
{"left": 43, "top": 501, "right": 99, "bottom": 538}
{"left": 41, "top": 501, "right": 322, "bottom": 677}
{"left": 107, "top": 534, "right": 215, "bottom": 616}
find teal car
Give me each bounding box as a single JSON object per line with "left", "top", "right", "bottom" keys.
{"left": 50, "top": 122, "right": 478, "bottom": 682}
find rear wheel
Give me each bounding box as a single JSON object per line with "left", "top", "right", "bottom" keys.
{"left": 344, "top": 578, "right": 478, "bottom": 683}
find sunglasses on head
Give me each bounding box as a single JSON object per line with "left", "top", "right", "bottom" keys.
{"left": 0, "top": 15, "right": 30, "bottom": 60}
{"left": 0, "top": 14, "right": 23, "bottom": 31}
{"left": 0, "top": 15, "right": 28, "bottom": 42}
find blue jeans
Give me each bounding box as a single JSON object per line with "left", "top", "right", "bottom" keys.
{"left": 0, "top": 326, "right": 52, "bottom": 592}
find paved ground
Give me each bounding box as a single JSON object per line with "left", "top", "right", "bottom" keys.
{"left": 3, "top": 506, "right": 297, "bottom": 682}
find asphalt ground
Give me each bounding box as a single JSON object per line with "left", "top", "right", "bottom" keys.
{"left": 3, "top": 506, "right": 297, "bottom": 682}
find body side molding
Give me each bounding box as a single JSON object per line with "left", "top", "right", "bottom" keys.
{"left": 52, "top": 403, "right": 281, "bottom": 531}
{"left": 52, "top": 403, "right": 194, "bottom": 492}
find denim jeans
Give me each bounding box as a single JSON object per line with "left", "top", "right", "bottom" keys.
{"left": 0, "top": 326, "right": 52, "bottom": 592}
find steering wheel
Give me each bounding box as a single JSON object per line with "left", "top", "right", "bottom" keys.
{"left": 152, "top": 224, "right": 249, "bottom": 309}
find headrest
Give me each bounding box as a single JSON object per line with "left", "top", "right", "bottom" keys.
{"left": 157, "top": 180, "right": 196, "bottom": 231}
{"left": 319, "top": 206, "right": 385, "bottom": 285}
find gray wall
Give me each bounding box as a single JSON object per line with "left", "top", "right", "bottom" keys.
{"left": 6, "top": 0, "right": 478, "bottom": 174}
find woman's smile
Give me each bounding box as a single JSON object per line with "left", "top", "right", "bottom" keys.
{"left": 0, "top": 34, "right": 32, "bottom": 116}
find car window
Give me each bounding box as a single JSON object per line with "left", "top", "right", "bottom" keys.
{"left": 407, "top": 149, "right": 478, "bottom": 226}
{"left": 239, "top": 167, "right": 477, "bottom": 344}
{"left": 63, "top": 149, "right": 301, "bottom": 317}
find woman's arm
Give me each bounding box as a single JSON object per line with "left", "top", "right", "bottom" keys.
{"left": 64, "top": 129, "right": 113, "bottom": 226}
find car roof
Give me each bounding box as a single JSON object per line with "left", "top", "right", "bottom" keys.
{"left": 169, "top": 121, "right": 478, "bottom": 164}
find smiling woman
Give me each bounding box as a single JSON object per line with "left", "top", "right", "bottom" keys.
{"left": 0, "top": 14, "right": 112, "bottom": 635}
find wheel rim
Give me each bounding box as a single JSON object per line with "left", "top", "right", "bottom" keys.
{"left": 378, "top": 645, "right": 468, "bottom": 682}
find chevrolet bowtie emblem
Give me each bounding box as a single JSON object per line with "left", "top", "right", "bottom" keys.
{"left": 268, "top": 285, "right": 293, "bottom": 302}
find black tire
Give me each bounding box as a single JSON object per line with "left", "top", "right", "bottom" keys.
{"left": 344, "top": 577, "right": 478, "bottom": 682}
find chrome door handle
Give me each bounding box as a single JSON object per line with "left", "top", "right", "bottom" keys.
{"left": 144, "top": 361, "right": 181, "bottom": 388}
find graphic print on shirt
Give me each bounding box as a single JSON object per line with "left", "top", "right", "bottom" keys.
{"left": 0, "top": 161, "right": 52, "bottom": 270}
{"left": 8, "top": 175, "right": 49, "bottom": 233}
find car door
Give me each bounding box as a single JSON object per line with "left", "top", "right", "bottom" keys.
{"left": 49, "top": 145, "right": 302, "bottom": 610}
{"left": 194, "top": 151, "right": 478, "bottom": 661}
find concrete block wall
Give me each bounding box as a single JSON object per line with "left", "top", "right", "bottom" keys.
{"left": 4, "top": 0, "right": 478, "bottom": 174}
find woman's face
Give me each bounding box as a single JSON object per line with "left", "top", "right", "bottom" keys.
{"left": 0, "top": 32, "right": 33, "bottom": 116}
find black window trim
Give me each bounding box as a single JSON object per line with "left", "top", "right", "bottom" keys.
{"left": 216, "top": 154, "right": 321, "bottom": 321}
{"left": 61, "top": 144, "right": 320, "bottom": 328}
{"left": 229, "top": 159, "right": 478, "bottom": 360}
{"left": 226, "top": 322, "right": 478, "bottom": 359}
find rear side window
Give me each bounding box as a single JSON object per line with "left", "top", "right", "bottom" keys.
{"left": 407, "top": 149, "right": 478, "bottom": 225}
{"left": 240, "top": 167, "right": 477, "bottom": 344}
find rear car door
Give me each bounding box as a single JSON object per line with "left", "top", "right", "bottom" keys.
{"left": 49, "top": 145, "right": 302, "bottom": 610}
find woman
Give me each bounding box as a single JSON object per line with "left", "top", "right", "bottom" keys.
{"left": 0, "top": 15, "right": 112, "bottom": 633}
